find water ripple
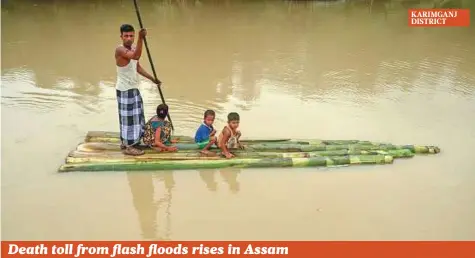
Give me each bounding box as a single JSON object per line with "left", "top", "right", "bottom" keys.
{"left": 1, "top": 68, "right": 102, "bottom": 114}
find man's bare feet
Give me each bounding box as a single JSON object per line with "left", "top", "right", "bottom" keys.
{"left": 123, "top": 146, "right": 145, "bottom": 156}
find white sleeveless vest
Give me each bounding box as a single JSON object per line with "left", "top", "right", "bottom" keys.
{"left": 116, "top": 59, "right": 139, "bottom": 91}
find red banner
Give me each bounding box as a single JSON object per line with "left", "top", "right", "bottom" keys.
{"left": 2, "top": 241, "right": 475, "bottom": 258}
{"left": 408, "top": 9, "right": 470, "bottom": 27}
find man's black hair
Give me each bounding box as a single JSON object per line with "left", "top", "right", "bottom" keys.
{"left": 227, "top": 112, "right": 240, "bottom": 122}
{"left": 204, "top": 110, "right": 215, "bottom": 119}
{"left": 120, "top": 24, "right": 135, "bottom": 34}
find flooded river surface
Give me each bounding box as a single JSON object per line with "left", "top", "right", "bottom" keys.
{"left": 2, "top": 0, "right": 475, "bottom": 240}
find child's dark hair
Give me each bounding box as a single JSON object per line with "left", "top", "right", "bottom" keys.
{"left": 227, "top": 112, "right": 240, "bottom": 122}
{"left": 204, "top": 110, "right": 215, "bottom": 119}
{"left": 156, "top": 104, "right": 168, "bottom": 119}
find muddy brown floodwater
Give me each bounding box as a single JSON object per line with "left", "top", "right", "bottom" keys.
{"left": 1, "top": 0, "right": 475, "bottom": 240}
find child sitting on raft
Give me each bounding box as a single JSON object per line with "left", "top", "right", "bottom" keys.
{"left": 143, "top": 104, "right": 178, "bottom": 152}
{"left": 218, "top": 112, "right": 244, "bottom": 159}
{"left": 194, "top": 110, "right": 218, "bottom": 155}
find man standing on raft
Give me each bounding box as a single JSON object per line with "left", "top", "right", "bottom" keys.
{"left": 115, "top": 24, "right": 161, "bottom": 156}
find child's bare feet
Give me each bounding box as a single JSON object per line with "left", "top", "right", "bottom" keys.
{"left": 224, "top": 152, "right": 234, "bottom": 159}
{"left": 200, "top": 150, "right": 211, "bottom": 155}
{"left": 153, "top": 146, "right": 178, "bottom": 152}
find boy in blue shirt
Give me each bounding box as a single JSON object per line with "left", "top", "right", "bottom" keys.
{"left": 195, "top": 110, "right": 217, "bottom": 154}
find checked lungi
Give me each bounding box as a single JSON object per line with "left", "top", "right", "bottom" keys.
{"left": 116, "top": 88, "right": 145, "bottom": 147}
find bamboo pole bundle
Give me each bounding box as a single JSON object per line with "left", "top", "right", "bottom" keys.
{"left": 58, "top": 155, "right": 394, "bottom": 172}
{"left": 57, "top": 131, "right": 440, "bottom": 172}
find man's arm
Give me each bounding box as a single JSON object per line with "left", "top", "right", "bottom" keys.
{"left": 116, "top": 39, "right": 143, "bottom": 60}
{"left": 137, "top": 62, "right": 158, "bottom": 84}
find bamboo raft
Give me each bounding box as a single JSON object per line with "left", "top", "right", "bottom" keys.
{"left": 58, "top": 131, "right": 441, "bottom": 172}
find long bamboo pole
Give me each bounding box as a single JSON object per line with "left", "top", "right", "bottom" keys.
{"left": 133, "top": 0, "right": 174, "bottom": 131}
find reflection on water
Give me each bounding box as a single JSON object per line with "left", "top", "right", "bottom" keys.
{"left": 199, "top": 169, "right": 240, "bottom": 193}
{"left": 2, "top": 0, "right": 475, "bottom": 240}
{"left": 198, "top": 170, "right": 218, "bottom": 192}
{"left": 127, "top": 172, "right": 175, "bottom": 240}
{"left": 219, "top": 170, "right": 240, "bottom": 194}
{"left": 126, "top": 170, "right": 239, "bottom": 240}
